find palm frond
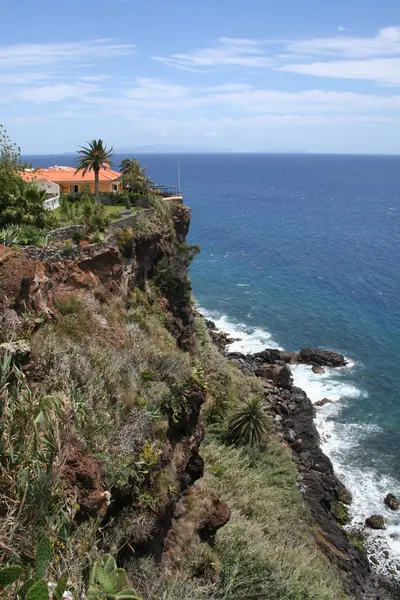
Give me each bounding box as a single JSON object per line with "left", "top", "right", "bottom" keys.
{"left": 75, "top": 139, "right": 114, "bottom": 176}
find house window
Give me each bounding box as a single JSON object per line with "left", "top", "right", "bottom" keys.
{"left": 112, "top": 184, "right": 118, "bottom": 192}
{"left": 70, "top": 184, "right": 79, "bottom": 193}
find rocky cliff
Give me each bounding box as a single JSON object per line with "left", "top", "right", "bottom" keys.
{"left": 0, "top": 199, "right": 390, "bottom": 599}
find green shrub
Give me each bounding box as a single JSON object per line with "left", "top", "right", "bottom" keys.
{"left": 60, "top": 194, "right": 111, "bottom": 231}
{"left": 334, "top": 501, "right": 350, "bottom": 526}
{"left": 115, "top": 228, "right": 135, "bottom": 258}
{"left": 55, "top": 295, "right": 83, "bottom": 316}
{"left": 72, "top": 228, "right": 86, "bottom": 244}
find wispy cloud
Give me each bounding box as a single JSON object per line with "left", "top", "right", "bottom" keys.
{"left": 0, "top": 39, "right": 135, "bottom": 70}
{"left": 79, "top": 77, "right": 400, "bottom": 122}
{"left": 0, "top": 72, "right": 50, "bottom": 84}
{"left": 283, "top": 26, "right": 400, "bottom": 58}
{"left": 152, "top": 37, "right": 273, "bottom": 71}
{"left": 153, "top": 27, "right": 400, "bottom": 86}
{"left": 0, "top": 82, "right": 100, "bottom": 104}
{"left": 278, "top": 57, "right": 400, "bottom": 86}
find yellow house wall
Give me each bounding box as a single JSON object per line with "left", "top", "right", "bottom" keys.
{"left": 59, "top": 181, "right": 122, "bottom": 194}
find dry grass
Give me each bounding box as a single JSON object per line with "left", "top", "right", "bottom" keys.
{"left": 0, "top": 288, "right": 196, "bottom": 593}
{"left": 0, "top": 278, "right": 348, "bottom": 599}
{"left": 194, "top": 314, "right": 266, "bottom": 429}
{"left": 202, "top": 440, "right": 347, "bottom": 600}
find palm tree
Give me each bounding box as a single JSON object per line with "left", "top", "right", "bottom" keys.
{"left": 227, "top": 396, "right": 269, "bottom": 447}
{"left": 119, "top": 158, "right": 153, "bottom": 193}
{"left": 120, "top": 158, "right": 140, "bottom": 176}
{"left": 75, "top": 140, "right": 114, "bottom": 204}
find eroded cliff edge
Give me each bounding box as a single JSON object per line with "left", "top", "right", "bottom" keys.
{"left": 0, "top": 199, "right": 388, "bottom": 599}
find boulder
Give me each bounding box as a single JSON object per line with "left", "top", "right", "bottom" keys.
{"left": 365, "top": 515, "right": 386, "bottom": 530}
{"left": 298, "top": 348, "right": 346, "bottom": 368}
{"left": 254, "top": 363, "right": 292, "bottom": 389}
{"left": 312, "top": 365, "right": 326, "bottom": 374}
{"left": 254, "top": 349, "right": 297, "bottom": 364}
{"left": 315, "top": 398, "right": 332, "bottom": 407}
{"left": 384, "top": 493, "right": 400, "bottom": 511}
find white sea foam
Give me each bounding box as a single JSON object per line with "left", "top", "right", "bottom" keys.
{"left": 200, "top": 308, "right": 283, "bottom": 353}
{"left": 201, "top": 308, "right": 400, "bottom": 574}
{"left": 292, "top": 363, "right": 400, "bottom": 573}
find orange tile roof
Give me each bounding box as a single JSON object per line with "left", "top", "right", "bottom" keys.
{"left": 21, "top": 166, "right": 121, "bottom": 183}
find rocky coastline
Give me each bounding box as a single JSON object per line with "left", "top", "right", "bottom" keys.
{"left": 205, "top": 320, "right": 398, "bottom": 599}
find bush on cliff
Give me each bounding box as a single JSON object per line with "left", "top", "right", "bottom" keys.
{"left": 0, "top": 126, "right": 58, "bottom": 230}
{"left": 59, "top": 192, "right": 111, "bottom": 232}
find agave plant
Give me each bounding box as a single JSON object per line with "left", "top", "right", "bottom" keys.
{"left": 89, "top": 229, "right": 105, "bottom": 244}
{"left": 87, "top": 554, "right": 141, "bottom": 599}
{"left": 0, "top": 224, "right": 22, "bottom": 246}
{"left": 227, "top": 396, "right": 269, "bottom": 447}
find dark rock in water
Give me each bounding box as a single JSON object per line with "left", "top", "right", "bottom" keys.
{"left": 384, "top": 494, "right": 400, "bottom": 511}
{"left": 312, "top": 365, "right": 326, "bottom": 374}
{"left": 253, "top": 348, "right": 297, "bottom": 364}
{"left": 315, "top": 398, "right": 332, "bottom": 407}
{"left": 365, "top": 515, "right": 386, "bottom": 530}
{"left": 254, "top": 363, "right": 292, "bottom": 389}
{"left": 205, "top": 321, "right": 238, "bottom": 351}
{"left": 298, "top": 348, "right": 346, "bottom": 367}
{"left": 204, "top": 319, "right": 216, "bottom": 330}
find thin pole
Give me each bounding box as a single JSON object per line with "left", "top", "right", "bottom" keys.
{"left": 177, "top": 157, "right": 181, "bottom": 194}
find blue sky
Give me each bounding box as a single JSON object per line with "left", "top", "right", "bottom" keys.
{"left": 2, "top": 0, "right": 400, "bottom": 153}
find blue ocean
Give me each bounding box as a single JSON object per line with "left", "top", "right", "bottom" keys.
{"left": 25, "top": 152, "right": 400, "bottom": 569}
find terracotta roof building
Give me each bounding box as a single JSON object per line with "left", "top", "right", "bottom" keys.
{"left": 21, "top": 166, "right": 122, "bottom": 195}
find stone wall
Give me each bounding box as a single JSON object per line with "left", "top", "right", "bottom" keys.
{"left": 47, "top": 209, "right": 156, "bottom": 241}
{"left": 23, "top": 240, "right": 113, "bottom": 263}
{"left": 108, "top": 208, "right": 155, "bottom": 229}
{"left": 48, "top": 224, "right": 85, "bottom": 242}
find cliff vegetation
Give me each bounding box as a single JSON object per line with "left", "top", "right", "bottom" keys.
{"left": 0, "top": 193, "right": 353, "bottom": 600}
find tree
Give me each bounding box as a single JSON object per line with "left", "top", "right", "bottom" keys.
{"left": 75, "top": 139, "right": 114, "bottom": 204}
{"left": 120, "top": 158, "right": 153, "bottom": 193}
{"left": 0, "top": 125, "right": 23, "bottom": 201}
{"left": 0, "top": 126, "right": 57, "bottom": 229}
{"left": 227, "top": 396, "right": 269, "bottom": 447}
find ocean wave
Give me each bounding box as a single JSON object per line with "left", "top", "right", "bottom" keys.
{"left": 200, "top": 308, "right": 400, "bottom": 573}
{"left": 199, "top": 308, "right": 283, "bottom": 353}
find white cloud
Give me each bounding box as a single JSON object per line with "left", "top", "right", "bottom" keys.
{"left": 152, "top": 27, "right": 400, "bottom": 86}
{"left": 278, "top": 57, "right": 400, "bottom": 86}
{"left": 284, "top": 27, "right": 400, "bottom": 58}
{"left": 0, "top": 72, "right": 50, "bottom": 84}
{"left": 0, "top": 83, "right": 99, "bottom": 104}
{"left": 122, "top": 78, "right": 400, "bottom": 114}
{"left": 18, "top": 83, "right": 99, "bottom": 103}
{"left": 73, "top": 78, "right": 400, "bottom": 127}
{"left": 152, "top": 37, "right": 272, "bottom": 71}
{"left": 0, "top": 39, "right": 135, "bottom": 70}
